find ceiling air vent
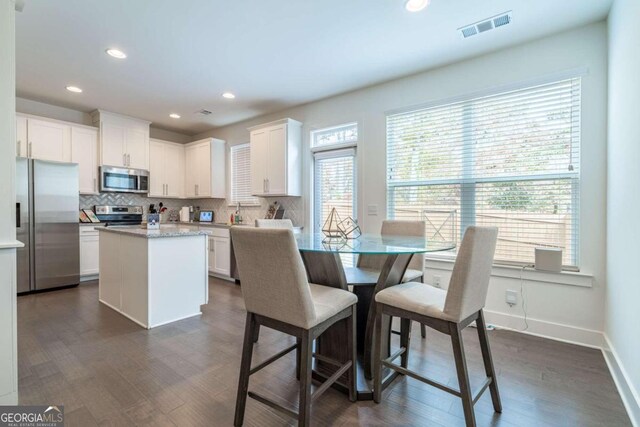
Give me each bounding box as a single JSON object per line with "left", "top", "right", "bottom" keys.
{"left": 459, "top": 11, "right": 512, "bottom": 39}
{"left": 195, "top": 109, "right": 212, "bottom": 116}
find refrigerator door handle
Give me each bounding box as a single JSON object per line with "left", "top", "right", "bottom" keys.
{"left": 16, "top": 203, "right": 20, "bottom": 228}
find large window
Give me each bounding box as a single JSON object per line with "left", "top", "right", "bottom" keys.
{"left": 387, "top": 78, "right": 581, "bottom": 267}
{"left": 230, "top": 144, "right": 259, "bottom": 206}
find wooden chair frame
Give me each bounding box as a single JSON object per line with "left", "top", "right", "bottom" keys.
{"left": 234, "top": 305, "right": 357, "bottom": 426}
{"left": 373, "top": 305, "right": 502, "bottom": 427}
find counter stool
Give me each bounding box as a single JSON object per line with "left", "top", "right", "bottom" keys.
{"left": 231, "top": 227, "right": 357, "bottom": 426}
{"left": 373, "top": 226, "right": 501, "bottom": 427}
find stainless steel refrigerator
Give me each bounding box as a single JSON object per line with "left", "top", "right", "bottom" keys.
{"left": 16, "top": 158, "right": 80, "bottom": 293}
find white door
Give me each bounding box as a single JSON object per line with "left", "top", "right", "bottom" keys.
{"left": 71, "top": 127, "right": 98, "bottom": 194}
{"left": 184, "top": 145, "right": 198, "bottom": 198}
{"left": 196, "top": 142, "right": 211, "bottom": 197}
{"left": 148, "top": 141, "right": 165, "bottom": 197}
{"left": 164, "top": 143, "right": 184, "bottom": 198}
{"left": 125, "top": 127, "right": 148, "bottom": 170}
{"left": 250, "top": 130, "right": 268, "bottom": 195}
{"left": 80, "top": 231, "right": 100, "bottom": 277}
{"left": 16, "top": 116, "right": 27, "bottom": 157}
{"left": 101, "top": 121, "right": 127, "bottom": 167}
{"left": 267, "top": 124, "right": 286, "bottom": 195}
{"left": 212, "top": 237, "right": 230, "bottom": 276}
{"left": 28, "top": 118, "right": 71, "bottom": 162}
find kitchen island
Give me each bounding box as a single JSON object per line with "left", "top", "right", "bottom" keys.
{"left": 98, "top": 225, "right": 210, "bottom": 329}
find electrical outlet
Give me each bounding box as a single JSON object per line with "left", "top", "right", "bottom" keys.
{"left": 505, "top": 290, "right": 518, "bottom": 306}
{"left": 433, "top": 275, "right": 442, "bottom": 288}
{"left": 367, "top": 204, "right": 378, "bottom": 216}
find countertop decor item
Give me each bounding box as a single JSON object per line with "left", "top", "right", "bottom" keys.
{"left": 322, "top": 207, "right": 344, "bottom": 242}
{"left": 338, "top": 216, "right": 361, "bottom": 239}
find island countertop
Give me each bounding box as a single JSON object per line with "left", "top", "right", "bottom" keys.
{"left": 98, "top": 225, "right": 211, "bottom": 238}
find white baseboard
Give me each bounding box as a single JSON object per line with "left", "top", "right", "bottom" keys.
{"left": 484, "top": 309, "right": 605, "bottom": 349}
{"left": 602, "top": 335, "right": 640, "bottom": 427}
{"left": 0, "top": 390, "right": 18, "bottom": 405}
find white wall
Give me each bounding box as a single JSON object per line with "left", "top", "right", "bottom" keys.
{"left": 16, "top": 97, "right": 192, "bottom": 144}
{"left": 197, "top": 22, "right": 609, "bottom": 346}
{"left": 0, "top": 0, "right": 18, "bottom": 405}
{"left": 605, "top": 0, "right": 640, "bottom": 423}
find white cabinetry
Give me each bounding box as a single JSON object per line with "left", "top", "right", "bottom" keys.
{"left": 184, "top": 138, "right": 226, "bottom": 198}
{"left": 26, "top": 117, "right": 72, "bottom": 162}
{"left": 149, "top": 139, "right": 185, "bottom": 198}
{"left": 16, "top": 115, "right": 27, "bottom": 157}
{"left": 249, "top": 118, "right": 302, "bottom": 197}
{"left": 71, "top": 126, "right": 99, "bottom": 194}
{"left": 91, "top": 110, "right": 150, "bottom": 170}
{"left": 207, "top": 228, "right": 231, "bottom": 277}
{"left": 80, "top": 225, "right": 101, "bottom": 279}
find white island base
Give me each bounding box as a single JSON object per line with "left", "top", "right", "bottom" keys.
{"left": 98, "top": 226, "right": 209, "bottom": 329}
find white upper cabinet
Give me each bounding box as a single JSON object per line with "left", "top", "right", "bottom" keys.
{"left": 91, "top": 110, "right": 150, "bottom": 170}
{"left": 149, "top": 139, "right": 185, "bottom": 198}
{"left": 27, "top": 117, "right": 72, "bottom": 162}
{"left": 16, "top": 115, "right": 27, "bottom": 157}
{"left": 249, "top": 118, "right": 302, "bottom": 197}
{"left": 184, "top": 138, "right": 226, "bottom": 199}
{"left": 71, "top": 126, "right": 99, "bottom": 194}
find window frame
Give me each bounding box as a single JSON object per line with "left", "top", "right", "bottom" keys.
{"left": 229, "top": 143, "right": 261, "bottom": 207}
{"left": 386, "top": 77, "right": 582, "bottom": 270}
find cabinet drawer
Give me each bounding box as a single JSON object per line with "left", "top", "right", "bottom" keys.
{"left": 205, "top": 227, "right": 229, "bottom": 238}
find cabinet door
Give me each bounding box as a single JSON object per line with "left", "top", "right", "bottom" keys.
{"left": 101, "top": 121, "right": 127, "bottom": 167}
{"left": 266, "top": 124, "right": 287, "bottom": 195}
{"left": 164, "top": 143, "right": 184, "bottom": 198}
{"left": 80, "top": 232, "right": 100, "bottom": 277}
{"left": 125, "top": 127, "right": 148, "bottom": 170}
{"left": 16, "top": 116, "right": 27, "bottom": 157}
{"left": 212, "top": 237, "right": 230, "bottom": 276}
{"left": 250, "top": 130, "right": 268, "bottom": 195}
{"left": 71, "top": 127, "right": 99, "bottom": 194}
{"left": 196, "top": 142, "right": 211, "bottom": 197}
{"left": 148, "top": 141, "right": 165, "bottom": 197}
{"left": 28, "top": 118, "right": 71, "bottom": 162}
{"left": 184, "top": 145, "right": 198, "bottom": 198}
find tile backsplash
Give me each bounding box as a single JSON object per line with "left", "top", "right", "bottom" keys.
{"left": 79, "top": 193, "right": 304, "bottom": 226}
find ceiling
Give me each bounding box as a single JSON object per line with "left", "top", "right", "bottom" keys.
{"left": 16, "top": 0, "right": 612, "bottom": 135}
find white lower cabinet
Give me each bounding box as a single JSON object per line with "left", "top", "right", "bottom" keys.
{"left": 80, "top": 225, "right": 101, "bottom": 279}
{"left": 207, "top": 228, "right": 231, "bottom": 278}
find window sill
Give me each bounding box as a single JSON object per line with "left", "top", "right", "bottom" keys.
{"left": 424, "top": 257, "right": 594, "bottom": 288}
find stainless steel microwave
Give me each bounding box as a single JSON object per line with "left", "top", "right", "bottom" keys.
{"left": 99, "top": 166, "right": 149, "bottom": 194}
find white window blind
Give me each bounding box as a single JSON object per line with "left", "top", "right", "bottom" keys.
{"left": 230, "top": 144, "right": 260, "bottom": 206}
{"left": 387, "top": 78, "right": 581, "bottom": 267}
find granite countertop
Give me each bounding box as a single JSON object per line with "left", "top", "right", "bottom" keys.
{"left": 98, "top": 225, "right": 212, "bottom": 239}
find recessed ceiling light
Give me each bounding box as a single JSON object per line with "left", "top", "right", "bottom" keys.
{"left": 106, "top": 48, "right": 127, "bottom": 59}
{"left": 222, "top": 92, "right": 236, "bottom": 99}
{"left": 66, "top": 86, "right": 83, "bottom": 93}
{"left": 405, "top": 0, "right": 429, "bottom": 12}
{"left": 169, "top": 113, "right": 181, "bottom": 119}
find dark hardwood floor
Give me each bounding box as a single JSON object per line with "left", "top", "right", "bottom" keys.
{"left": 17, "top": 278, "right": 631, "bottom": 426}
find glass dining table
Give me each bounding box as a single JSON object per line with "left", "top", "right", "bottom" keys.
{"left": 295, "top": 233, "right": 455, "bottom": 401}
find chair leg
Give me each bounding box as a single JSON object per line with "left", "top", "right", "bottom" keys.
{"left": 234, "top": 313, "right": 256, "bottom": 427}
{"left": 373, "top": 305, "right": 384, "bottom": 403}
{"left": 252, "top": 325, "right": 260, "bottom": 343}
{"left": 347, "top": 305, "right": 357, "bottom": 402}
{"left": 400, "top": 318, "right": 411, "bottom": 368}
{"left": 420, "top": 323, "right": 427, "bottom": 339}
{"left": 476, "top": 311, "right": 502, "bottom": 413}
{"left": 298, "top": 330, "right": 313, "bottom": 426}
{"left": 295, "top": 337, "right": 301, "bottom": 381}
{"left": 449, "top": 323, "right": 476, "bottom": 427}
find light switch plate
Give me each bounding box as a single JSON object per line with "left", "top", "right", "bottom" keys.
{"left": 367, "top": 204, "right": 378, "bottom": 216}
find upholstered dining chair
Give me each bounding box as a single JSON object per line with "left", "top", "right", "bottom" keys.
{"left": 345, "top": 220, "right": 430, "bottom": 338}
{"left": 373, "top": 226, "right": 501, "bottom": 427}
{"left": 254, "top": 218, "right": 294, "bottom": 229}
{"left": 231, "top": 228, "right": 357, "bottom": 426}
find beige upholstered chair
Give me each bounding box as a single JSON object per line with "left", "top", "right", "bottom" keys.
{"left": 346, "top": 220, "right": 429, "bottom": 337}
{"left": 231, "top": 227, "right": 357, "bottom": 426}
{"left": 373, "top": 226, "right": 501, "bottom": 427}
{"left": 254, "top": 218, "right": 294, "bottom": 229}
